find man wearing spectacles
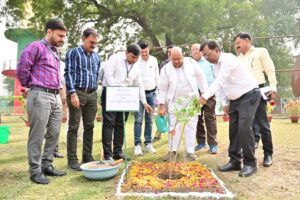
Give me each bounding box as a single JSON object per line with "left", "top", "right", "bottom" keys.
{"left": 199, "top": 40, "right": 260, "bottom": 177}
{"left": 64, "top": 28, "right": 101, "bottom": 170}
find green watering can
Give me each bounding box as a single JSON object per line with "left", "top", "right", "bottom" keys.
{"left": 155, "top": 115, "right": 169, "bottom": 133}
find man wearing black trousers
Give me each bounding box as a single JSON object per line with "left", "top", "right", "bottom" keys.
{"left": 101, "top": 44, "right": 153, "bottom": 161}
{"left": 234, "top": 32, "right": 276, "bottom": 167}
{"left": 200, "top": 40, "right": 260, "bottom": 177}
{"left": 64, "top": 28, "right": 101, "bottom": 170}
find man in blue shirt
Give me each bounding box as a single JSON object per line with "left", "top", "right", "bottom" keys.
{"left": 64, "top": 28, "right": 101, "bottom": 170}
{"left": 190, "top": 43, "right": 218, "bottom": 154}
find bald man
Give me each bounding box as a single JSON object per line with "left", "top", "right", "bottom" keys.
{"left": 190, "top": 43, "right": 218, "bottom": 154}
{"left": 158, "top": 46, "right": 208, "bottom": 161}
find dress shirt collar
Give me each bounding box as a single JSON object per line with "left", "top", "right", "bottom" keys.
{"left": 217, "top": 52, "right": 225, "bottom": 65}
{"left": 240, "top": 45, "right": 255, "bottom": 56}
{"left": 42, "top": 38, "right": 57, "bottom": 52}
{"left": 120, "top": 52, "right": 134, "bottom": 67}
{"left": 200, "top": 57, "right": 209, "bottom": 63}
{"left": 120, "top": 52, "right": 127, "bottom": 61}
{"left": 79, "top": 45, "right": 95, "bottom": 56}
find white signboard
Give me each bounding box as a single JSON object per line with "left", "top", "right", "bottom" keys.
{"left": 106, "top": 86, "right": 139, "bottom": 111}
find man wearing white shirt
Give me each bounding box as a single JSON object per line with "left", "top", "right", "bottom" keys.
{"left": 133, "top": 40, "right": 159, "bottom": 156}
{"left": 234, "top": 32, "right": 276, "bottom": 167}
{"left": 102, "top": 44, "right": 153, "bottom": 161}
{"left": 158, "top": 46, "right": 208, "bottom": 161}
{"left": 199, "top": 40, "right": 260, "bottom": 177}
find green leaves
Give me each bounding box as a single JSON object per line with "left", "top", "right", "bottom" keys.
{"left": 174, "top": 95, "right": 202, "bottom": 125}
{"left": 1, "top": 0, "right": 299, "bottom": 97}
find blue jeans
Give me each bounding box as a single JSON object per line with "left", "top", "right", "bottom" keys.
{"left": 134, "top": 91, "right": 156, "bottom": 146}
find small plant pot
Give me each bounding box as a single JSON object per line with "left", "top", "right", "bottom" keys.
{"left": 267, "top": 116, "right": 272, "bottom": 122}
{"left": 96, "top": 116, "right": 102, "bottom": 122}
{"left": 290, "top": 116, "right": 299, "bottom": 123}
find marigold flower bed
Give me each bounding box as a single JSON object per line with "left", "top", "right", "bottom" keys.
{"left": 119, "top": 162, "right": 229, "bottom": 195}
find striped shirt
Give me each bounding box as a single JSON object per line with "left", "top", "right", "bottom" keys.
{"left": 17, "top": 39, "right": 61, "bottom": 89}
{"left": 64, "top": 45, "right": 101, "bottom": 94}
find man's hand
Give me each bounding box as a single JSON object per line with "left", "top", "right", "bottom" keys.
{"left": 20, "top": 88, "right": 29, "bottom": 98}
{"left": 223, "top": 105, "right": 229, "bottom": 116}
{"left": 267, "top": 91, "right": 277, "bottom": 100}
{"left": 144, "top": 103, "right": 153, "bottom": 114}
{"left": 71, "top": 93, "right": 80, "bottom": 109}
{"left": 199, "top": 97, "right": 207, "bottom": 105}
{"left": 159, "top": 104, "right": 166, "bottom": 116}
{"left": 60, "top": 86, "right": 67, "bottom": 105}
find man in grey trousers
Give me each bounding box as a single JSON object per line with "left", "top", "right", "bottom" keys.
{"left": 16, "top": 19, "right": 67, "bottom": 184}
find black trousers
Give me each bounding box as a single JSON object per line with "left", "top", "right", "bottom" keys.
{"left": 253, "top": 98, "right": 273, "bottom": 156}
{"left": 228, "top": 89, "right": 260, "bottom": 167}
{"left": 101, "top": 88, "right": 126, "bottom": 158}
{"left": 196, "top": 96, "right": 218, "bottom": 146}
{"left": 66, "top": 90, "right": 97, "bottom": 161}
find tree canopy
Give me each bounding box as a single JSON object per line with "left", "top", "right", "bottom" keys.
{"left": 1, "top": 0, "right": 300, "bottom": 97}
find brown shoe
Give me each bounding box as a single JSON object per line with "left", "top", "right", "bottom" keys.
{"left": 163, "top": 151, "right": 176, "bottom": 161}
{"left": 186, "top": 153, "right": 197, "bottom": 161}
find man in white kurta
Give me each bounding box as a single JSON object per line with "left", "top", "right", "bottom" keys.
{"left": 158, "top": 47, "right": 208, "bottom": 161}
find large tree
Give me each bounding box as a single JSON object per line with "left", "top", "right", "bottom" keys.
{"left": 1, "top": 0, "right": 299, "bottom": 97}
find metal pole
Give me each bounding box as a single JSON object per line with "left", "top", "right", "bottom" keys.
{"left": 123, "top": 112, "right": 128, "bottom": 183}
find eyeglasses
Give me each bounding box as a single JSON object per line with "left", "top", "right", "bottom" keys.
{"left": 203, "top": 50, "right": 213, "bottom": 58}
{"left": 89, "top": 41, "right": 98, "bottom": 45}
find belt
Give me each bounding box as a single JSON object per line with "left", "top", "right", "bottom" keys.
{"left": 145, "top": 88, "right": 156, "bottom": 94}
{"left": 259, "top": 84, "right": 265, "bottom": 88}
{"left": 76, "top": 88, "right": 96, "bottom": 94}
{"left": 243, "top": 88, "right": 260, "bottom": 96}
{"left": 31, "top": 86, "right": 59, "bottom": 95}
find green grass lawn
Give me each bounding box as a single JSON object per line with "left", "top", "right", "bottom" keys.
{"left": 0, "top": 115, "right": 299, "bottom": 200}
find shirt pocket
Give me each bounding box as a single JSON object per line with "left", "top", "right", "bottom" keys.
{"left": 251, "top": 56, "right": 262, "bottom": 69}
{"left": 34, "top": 91, "right": 51, "bottom": 109}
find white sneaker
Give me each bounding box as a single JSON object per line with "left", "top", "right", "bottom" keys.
{"left": 134, "top": 144, "right": 143, "bottom": 156}
{"left": 145, "top": 143, "right": 157, "bottom": 154}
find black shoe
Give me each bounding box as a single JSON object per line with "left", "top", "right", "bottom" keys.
{"left": 218, "top": 162, "right": 241, "bottom": 172}
{"left": 113, "top": 154, "right": 131, "bottom": 161}
{"left": 30, "top": 173, "right": 50, "bottom": 184}
{"left": 263, "top": 155, "right": 272, "bottom": 167}
{"left": 42, "top": 165, "right": 66, "bottom": 176}
{"left": 54, "top": 151, "right": 64, "bottom": 158}
{"left": 82, "top": 156, "right": 95, "bottom": 164}
{"left": 239, "top": 165, "right": 257, "bottom": 177}
{"left": 68, "top": 159, "right": 81, "bottom": 171}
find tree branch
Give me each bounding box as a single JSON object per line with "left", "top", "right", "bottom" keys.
{"left": 88, "top": 0, "right": 112, "bottom": 16}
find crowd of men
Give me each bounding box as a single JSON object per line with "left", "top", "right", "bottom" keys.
{"left": 16, "top": 18, "right": 277, "bottom": 184}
